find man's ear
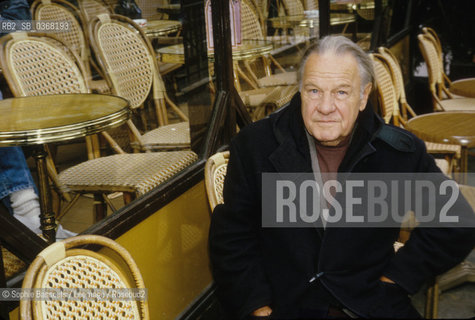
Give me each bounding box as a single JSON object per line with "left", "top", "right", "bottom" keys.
{"left": 359, "top": 83, "right": 372, "bottom": 111}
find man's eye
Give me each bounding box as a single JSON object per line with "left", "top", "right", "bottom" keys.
{"left": 310, "top": 89, "right": 319, "bottom": 94}
{"left": 337, "top": 90, "right": 348, "bottom": 96}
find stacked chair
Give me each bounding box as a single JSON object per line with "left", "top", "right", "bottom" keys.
{"left": 235, "top": 0, "right": 298, "bottom": 120}
{"left": 78, "top": 0, "right": 112, "bottom": 23}
{"left": 0, "top": 32, "right": 197, "bottom": 222}
{"left": 371, "top": 50, "right": 475, "bottom": 319}
{"left": 88, "top": 14, "right": 191, "bottom": 151}
{"left": 31, "top": 0, "right": 111, "bottom": 94}
{"left": 273, "top": 0, "right": 310, "bottom": 45}
{"left": 422, "top": 27, "right": 475, "bottom": 99}
{"left": 240, "top": 0, "right": 297, "bottom": 88}
{"left": 374, "top": 48, "right": 462, "bottom": 174}
{"left": 303, "top": 0, "right": 318, "bottom": 10}
{"left": 417, "top": 33, "right": 475, "bottom": 112}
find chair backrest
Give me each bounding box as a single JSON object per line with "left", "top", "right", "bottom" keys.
{"left": 89, "top": 13, "right": 188, "bottom": 128}
{"left": 422, "top": 27, "right": 444, "bottom": 69}
{"left": 254, "top": 0, "right": 269, "bottom": 19}
{"left": 20, "top": 235, "right": 149, "bottom": 319}
{"left": 378, "top": 47, "right": 417, "bottom": 122}
{"left": 79, "top": 0, "right": 111, "bottom": 23}
{"left": 0, "top": 33, "right": 89, "bottom": 97}
{"left": 31, "top": 0, "right": 89, "bottom": 68}
{"left": 370, "top": 53, "right": 399, "bottom": 125}
{"left": 422, "top": 26, "right": 453, "bottom": 94}
{"left": 241, "top": 0, "right": 265, "bottom": 40}
{"left": 204, "top": 151, "right": 229, "bottom": 211}
{"left": 88, "top": 14, "right": 159, "bottom": 110}
{"left": 281, "top": 0, "right": 304, "bottom": 16}
{"left": 417, "top": 33, "right": 445, "bottom": 110}
{"left": 303, "top": 0, "right": 318, "bottom": 10}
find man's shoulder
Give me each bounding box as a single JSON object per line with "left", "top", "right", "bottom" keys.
{"left": 374, "top": 123, "right": 425, "bottom": 153}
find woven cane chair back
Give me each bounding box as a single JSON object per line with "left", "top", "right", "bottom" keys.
{"left": 422, "top": 27, "right": 444, "bottom": 73}
{"left": 281, "top": 0, "right": 304, "bottom": 15}
{"left": 303, "top": 0, "right": 318, "bottom": 10}
{"left": 370, "top": 53, "right": 398, "bottom": 125}
{"left": 417, "top": 34, "right": 445, "bottom": 108}
{"left": 89, "top": 14, "right": 155, "bottom": 110}
{"left": 418, "top": 34, "right": 475, "bottom": 113}
{"left": 423, "top": 27, "right": 475, "bottom": 100}
{"left": 31, "top": 0, "right": 88, "bottom": 65}
{"left": 0, "top": 33, "right": 88, "bottom": 97}
{"left": 205, "top": 151, "right": 229, "bottom": 211}
{"left": 89, "top": 13, "right": 190, "bottom": 151}
{"left": 377, "top": 48, "right": 404, "bottom": 102}
{"left": 20, "top": 235, "right": 149, "bottom": 320}
{"left": 241, "top": 0, "right": 264, "bottom": 40}
{"left": 79, "top": 0, "right": 111, "bottom": 23}
{"left": 377, "top": 47, "right": 417, "bottom": 122}
{"left": 423, "top": 28, "right": 442, "bottom": 54}
{"left": 253, "top": 0, "right": 269, "bottom": 19}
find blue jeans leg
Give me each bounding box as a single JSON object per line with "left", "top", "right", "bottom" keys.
{"left": 0, "top": 146, "right": 37, "bottom": 214}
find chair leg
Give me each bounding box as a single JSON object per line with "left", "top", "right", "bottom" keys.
{"left": 93, "top": 194, "right": 107, "bottom": 223}
{"left": 123, "top": 192, "right": 136, "bottom": 205}
{"left": 424, "top": 280, "right": 439, "bottom": 319}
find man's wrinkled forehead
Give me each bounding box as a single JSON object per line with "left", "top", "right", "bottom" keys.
{"left": 300, "top": 51, "right": 364, "bottom": 90}
{"left": 303, "top": 52, "right": 360, "bottom": 80}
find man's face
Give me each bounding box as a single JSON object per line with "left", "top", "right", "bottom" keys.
{"left": 300, "top": 52, "right": 371, "bottom": 146}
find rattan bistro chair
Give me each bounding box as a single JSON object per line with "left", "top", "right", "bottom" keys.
{"left": 204, "top": 151, "right": 229, "bottom": 211}
{"left": 78, "top": 0, "right": 112, "bottom": 23}
{"left": 240, "top": 0, "right": 297, "bottom": 88}
{"left": 31, "top": 0, "right": 111, "bottom": 94}
{"left": 89, "top": 14, "right": 191, "bottom": 151}
{"left": 20, "top": 235, "right": 150, "bottom": 320}
{"left": 0, "top": 33, "right": 198, "bottom": 220}
{"left": 422, "top": 27, "right": 475, "bottom": 99}
{"left": 417, "top": 34, "right": 475, "bottom": 112}
{"left": 370, "top": 53, "right": 458, "bottom": 175}
{"left": 376, "top": 47, "right": 462, "bottom": 170}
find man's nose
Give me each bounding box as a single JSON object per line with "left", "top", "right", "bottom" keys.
{"left": 316, "top": 93, "right": 335, "bottom": 114}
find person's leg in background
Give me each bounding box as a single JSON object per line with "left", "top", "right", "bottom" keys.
{"left": 0, "top": 146, "right": 76, "bottom": 239}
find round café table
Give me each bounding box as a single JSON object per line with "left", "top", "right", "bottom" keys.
{"left": 143, "top": 19, "right": 181, "bottom": 38}
{"left": 157, "top": 39, "right": 274, "bottom": 65}
{"left": 0, "top": 94, "right": 130, "bottom": 242}
{"left": 450, "top": 79, "right": 475, "bottom": 98}
{"left": 267, "top": 13, "right": 356, "bottom": 38}
{"left": 405, "top": 111, "right": 475, "bottom": 183}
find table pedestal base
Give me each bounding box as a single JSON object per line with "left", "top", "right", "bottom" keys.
{"left": 32, "top": 145, "right": 56, "bottom": 243}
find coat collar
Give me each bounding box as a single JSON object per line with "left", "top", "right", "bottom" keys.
{"left": 268, "top": 92, "right": 382, "bottom": 173}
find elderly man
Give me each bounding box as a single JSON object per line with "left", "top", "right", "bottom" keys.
{"left": 209, "top": 35, "right": 475, "bottom": 319}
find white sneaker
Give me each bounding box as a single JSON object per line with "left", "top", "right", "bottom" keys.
{"left": 56, "top": 225, "right": 78, "bottom": 240}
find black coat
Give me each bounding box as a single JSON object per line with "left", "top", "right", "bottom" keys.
{"left": 209, "top": 93, "right": 475, "bottom": 319}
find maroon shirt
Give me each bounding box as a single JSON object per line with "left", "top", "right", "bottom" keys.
{"left": 315, "top": 135, "right": 351, "bottom": 183}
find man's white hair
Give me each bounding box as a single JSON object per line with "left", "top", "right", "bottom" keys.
{"left": 298, "top": 35, "right": 375, "bottom": 97}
